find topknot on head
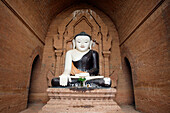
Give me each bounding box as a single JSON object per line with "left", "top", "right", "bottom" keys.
{"left": 74, "top": 32, "right": 91, "bottom": 40}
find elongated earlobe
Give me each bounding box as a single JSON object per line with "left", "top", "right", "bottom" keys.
{"left": 89, "top": 40, "right": 93, "bottom": 49}
{"left": 72, "top": 39, "right": 76, "bottom": 49}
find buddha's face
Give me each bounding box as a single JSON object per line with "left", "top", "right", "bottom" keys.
{"left": 75, "top": 36, "right": 91, "bottom": 52}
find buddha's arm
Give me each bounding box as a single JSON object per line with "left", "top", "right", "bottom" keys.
{"left": 59, "top": 51, "right": 72, "bottom": 86}
{"left": 87, "top": 51, "right": 99, "bottom": 75}
{"left": 62, "top": 51, "right": 72, "bottom": 75}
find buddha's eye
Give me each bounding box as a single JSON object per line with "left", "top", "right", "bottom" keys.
{"left": 85, "top": 42, "right": 88, "bottom": 43}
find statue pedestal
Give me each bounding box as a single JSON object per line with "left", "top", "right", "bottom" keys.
{"left": 39, "top": 88, "right": 123, "bottom": 113}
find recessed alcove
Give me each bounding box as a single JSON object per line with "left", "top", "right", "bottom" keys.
{"left": 45, "top": 7, "right": 121, "bottom": 88}
{"left": 28, "top": 55, "right": 42, "bottom": 104}
{"left": 124, "top": 57, "right": 135, "bottom": 106}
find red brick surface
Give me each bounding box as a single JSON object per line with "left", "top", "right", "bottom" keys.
{"left": 116, "top": 1, "right": 169, "bottom": 113}
{"left": 0, "top": 0, "right": 169, "bottom": 113}
{"left": 0, "top": 1, "right": 44, "bottom": 113}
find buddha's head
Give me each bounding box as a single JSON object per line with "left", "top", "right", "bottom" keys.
{"left": 73, "top": 32, "right": 93, "bottom": 52}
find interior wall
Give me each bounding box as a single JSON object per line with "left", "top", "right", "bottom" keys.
{"left": 3, "top": 0, "right": 51, "bottom": 42}
{"left": 115, "top": 0, "right": 169, "bottom": 113}
{"left": 0, "top": 1, "right": 44, "bottom": 113}
{"left": 2, "top": 0, "right": 81, "bottom": 43}
{"left": 0, "top": 0, "right": 169, "bottom": 113}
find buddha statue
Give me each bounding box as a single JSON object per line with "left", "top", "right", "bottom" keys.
{"left": 52, "top": 32, "right": 111, "bottom": 87}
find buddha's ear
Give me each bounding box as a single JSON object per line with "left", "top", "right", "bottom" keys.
{"left": 89, "top": 40, "right": 93, "bottom": 49}
{"left": 72, "top": 39, "right": 76, "bottom": 49}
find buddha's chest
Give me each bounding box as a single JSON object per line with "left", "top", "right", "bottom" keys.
{"left": 72, "top": 50, "right": 93, "bottom": 71}
{"left": 71, "top": 50, "right": 90, "bottom": 61}
{"left": 73, "top": 55, "right": 93, "bottom": 71}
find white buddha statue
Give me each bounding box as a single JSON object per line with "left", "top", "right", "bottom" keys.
{"left": 51, "top": 32, "right": 111, "bottom": 87}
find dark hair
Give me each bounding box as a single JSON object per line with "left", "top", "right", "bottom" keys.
{"left": 74, "top": 32, "right": 91, "bottom": 40}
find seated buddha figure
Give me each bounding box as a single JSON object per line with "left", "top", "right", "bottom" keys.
{"left": 52, "top": 32, "right": 111, "bottom": 87}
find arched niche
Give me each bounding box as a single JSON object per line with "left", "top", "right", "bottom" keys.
{"left": 124, "top": 57, "right": 135, "bottom": 106}
{"left": 44, "top": 4, "right": 121, "bottom": 88}
{"left": 53, "top": 9, "right": 111, "bottom": 77}
{"left": 28, "top": 55, "right": 41, "bottom": 103}
{"left": 116, "top": 45, "right": 137, "bottom": 105}
{"left": 27, "top": 46, "right": 45, "bottom": 104}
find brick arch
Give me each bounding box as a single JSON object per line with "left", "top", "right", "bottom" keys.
{"left": 30, "top": 46, "right": 43, "bottom": 63}
{"left": 116, "top": 45, "right": 137, "bottom": 105}
{"left": 26, "top": 46, "right": 44, "bottom": 104}
{"left": 27, "top": 46, "right": 43, "bottom": 87}
{"left": 73, "top": 16, "right": 93, "bottom": 34}
{"left": 54, "top": 9, "right": 112, "bottom": 77}
{"left": 44, "top": 4, "right": 121, "bottom": 87}
{"left": 120, "top": 45, "right": 137, "bottom": 83}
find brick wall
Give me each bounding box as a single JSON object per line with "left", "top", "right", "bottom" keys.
{"left": 0, "top": 0, "right": 169, "bottom": 113}
{"left": 113, "top": 0, "right": 169, "bottom": 113}
{"left": 4, "top": 0, "right": 50, "bottom": 42}
{"left": 0, "top": 1, "right": 44, "bottom": 112}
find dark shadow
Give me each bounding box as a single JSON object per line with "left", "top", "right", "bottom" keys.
{"left": 124, "top": 57, "right": 135, "bottom": 106}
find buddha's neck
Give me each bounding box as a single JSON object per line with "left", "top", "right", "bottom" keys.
{"left": 75, "top": 49, "right": 90, "bottom": 54}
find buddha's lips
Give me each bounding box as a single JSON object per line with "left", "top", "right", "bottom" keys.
{"left": 81, "top": 45, "right": 85, "bottom": 48}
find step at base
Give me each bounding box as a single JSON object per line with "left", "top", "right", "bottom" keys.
{"left": 39, "top": 88, "right": 123, "bottom": 113}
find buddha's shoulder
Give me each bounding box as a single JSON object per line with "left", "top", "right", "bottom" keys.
{"left": 90, "top": 50, "right": 98, "bottom": 54}
{"left": 66, "top": 49, "right": 76, "bottom": 55}
{"left": 66, "top": 49, "right": 98, "bottom": 55}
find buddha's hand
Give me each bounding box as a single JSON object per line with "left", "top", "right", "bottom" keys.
{"left": 104, "top": 78, "right": 111, "bottom": 85}
{"left": 59, "top": 74, "right": 71, "bottom": 86}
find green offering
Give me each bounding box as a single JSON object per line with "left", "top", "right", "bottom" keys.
{"left": 78, "top": 78, "right": 86, "bottom": 86}
{"left": 78, "top": 78, "right": 86, "bottom": 82}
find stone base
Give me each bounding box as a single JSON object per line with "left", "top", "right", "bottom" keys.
{"left": 39, "top": 88, "right": 123, "bottom": 113}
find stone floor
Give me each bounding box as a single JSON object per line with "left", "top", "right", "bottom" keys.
{"left": 120, "top": 105, "right": 141, "bottom": 113}
{"left": 20, "top": 103, "right": 141, "bottom": 113}
{"left": 20, "top": 103, "right": 45, "bottom": 113}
